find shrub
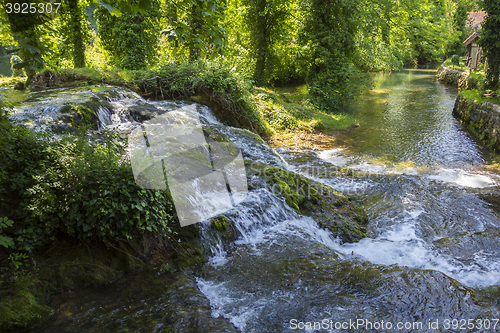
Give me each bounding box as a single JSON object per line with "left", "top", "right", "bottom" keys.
{"left": 0, "top": 122, "right": 176, "bottom": 252}
{"left": 135, "top": 60, "right": 272, "bottom": 135}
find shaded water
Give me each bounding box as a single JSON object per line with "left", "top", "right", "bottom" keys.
{"left": 9, "top": 70, "right": 499, "bottom": 332}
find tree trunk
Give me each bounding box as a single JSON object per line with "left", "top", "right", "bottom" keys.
{"left": 67, "top": 0, "right": 85, "bottom": 68}
{"left": 252, "top": 0, "right": 268, "bottom": 86}
{"left": 189, "top": 2, "right": 203, "bottom": 62}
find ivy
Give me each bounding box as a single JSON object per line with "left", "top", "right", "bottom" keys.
{"left": 299, "top": 0, "right": 364, "bottom": 112}
{"left": 0, "top": 122, "right": 176, "bottom": 252}
{"left": 480, "top": 0, "right": 500, "bottom": 90}
{"left": 59, "top": 0, "right": 91, "bottom": 68}
{"left": 95, "top": 0, "right": 161, "bottom": 70}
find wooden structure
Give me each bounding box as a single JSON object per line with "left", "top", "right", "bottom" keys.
{"left": 462, "top": 11, "right": 487, "bottom": 70}
{"left": 463, "top": 32, "right": 482, "bottom": 69}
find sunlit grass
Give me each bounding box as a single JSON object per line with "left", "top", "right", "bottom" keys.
{"left": 460, "top": 89, "right": 500, "bottom": 105}
{"left": 0, "top": 76, "right": 22, "bottom": 88}
{"left": 443, "top": 57, "right": 469, "bottom": 71}
{"left": 253, "top": 84, "right": 359, "bottom": 134}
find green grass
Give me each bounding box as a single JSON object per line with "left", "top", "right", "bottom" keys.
{"left": 252, "top": 84, "right": 359, "bottom": 134}
{"left": 460, "top": 89, "right": 500, "bottom": 105}
{"left": 443, "top": 57, "right": 469, "bottom": 71}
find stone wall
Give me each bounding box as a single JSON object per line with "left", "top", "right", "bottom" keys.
{"left": 453, "top": 95, "right": 500, "bottom": 152}
{"left": 437, "top": 65, "right": 469, "bottom": 89}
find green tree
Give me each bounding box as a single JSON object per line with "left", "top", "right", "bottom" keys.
{"left": 95, "top": 0, "right": 161, "bottom": 70}
{"left": 0, "top": 0, "right": 53, "bottom": 86}
{"left": 60, "top": 0, "right": 90, "bottom": 68}
{"left": 480, "top": 0, "right": 500, "bottom": 90}
{"left": 448, "top": 0, "right": 475, "bottom": 56}
{"left": 241, "top": 0, "right": 291, "bottom": 85}
{"left": 164, "top": 0, "right": 226, "bottom": 62}
{"left": 300, "top": 0, "right": 362, "bottom": 112}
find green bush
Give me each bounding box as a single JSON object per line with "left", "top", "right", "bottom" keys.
{"left": 0, "top": 122, "right": 176, "bottom": 252}
{"left": 0, "top": 121, "right": 49, "bottom": 219}
{"left": 135, "top": 60, "right": 272, "bottom": 135}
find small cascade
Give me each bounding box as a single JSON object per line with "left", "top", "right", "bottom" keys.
{"left": 96, "top": 106, "right": 112, "bottom": 129}
{"left": 211, "top": 126, "right": 287, "bottom": 167}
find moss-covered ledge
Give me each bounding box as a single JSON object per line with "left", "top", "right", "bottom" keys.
{"left": 0, "top": 232, "right": 213, "bottom": 333}
{"left": 437, "top": 64, "right": 469, "bottom": 89}
{"left": 453, "top": 93, "right": 500, "bottom": 152}
{"left": 245, "top": 163, "right": 369, "bottom": 243}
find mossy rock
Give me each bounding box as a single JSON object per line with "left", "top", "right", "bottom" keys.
{"left": 0, "top": 276, "right": 54, "bottom": 332}
{"left": 173, "top": 242, "right": 206, "bottom": 270}
{"left": 35, "top": 241, "right": 145, "bottom": 292}
{"left": 0, "top": 239, "right": 153, "bottom": 331}
{"left": 246, "top": 163, "right": 369, "bottom": 243}
{"left": 60, "top": 103, "right": 99, "bottom": 129}
{"left": 203, "top": 127, "right": 230, "bottom": 143}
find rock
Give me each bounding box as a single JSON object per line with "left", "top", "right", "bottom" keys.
{"left": 453, "top": 95, "right": 500, "bottom": 152}
{"left": 246, "top": 163, "right": 369, "bottom": 243}
{"left": 436, "top": 65, "right": 469, "bottom": 89}
{"left": 14, "top": 82, "right": 24, "bottom": 90}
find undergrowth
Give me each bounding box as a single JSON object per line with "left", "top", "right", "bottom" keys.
{"left": 252, "top": 85, "right": 359, "bottom": 134}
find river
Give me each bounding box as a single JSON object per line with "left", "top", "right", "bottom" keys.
{"left": 14, "top": 69, "right": 499, "bottom": 332}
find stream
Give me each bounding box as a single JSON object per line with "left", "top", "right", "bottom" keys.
{"left": 3, "top": 69, "right": 500, "bottom": 332}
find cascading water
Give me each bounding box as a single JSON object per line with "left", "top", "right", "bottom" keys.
{"left": 4, "top": 71, "right": 500, "bottom": 332}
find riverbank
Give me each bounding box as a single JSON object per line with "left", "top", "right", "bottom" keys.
{"left": 251, "top": 85, "right": 359, "bottom": 150}
{"left": 453, "top": 92, "right": 500, "bottom": 153}
{"left": 436, "top": 64, "right": 469, "bottom": 88}
{"left": 437, "top": 63, "right": 500, "bottom": 156}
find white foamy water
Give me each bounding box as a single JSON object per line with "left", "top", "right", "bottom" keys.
{"left": 338, "top": 209, "right": 500, "bottom": 287}
{"left": 317, "top": 148, "right": 499, "bottom": 189}
{"left": 427, "top": 168, "right": 497, "bottom": 188}
{"left": 197, "top": 278, "right": 265, "bottom": 331}
{"left": 317, "top": 148, "right": 351, "bottom": 167}
{"left": 198, "top": 104, "right": 223, "bottom": 125}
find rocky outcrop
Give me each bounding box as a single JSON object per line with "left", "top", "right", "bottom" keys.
{"left": 245, "top": 163, "right": 369, "bottom": 243}
{"left": 437, "top": 65, "right": 469, "bottom": 89}
{"left": 453, "top": 95, "right": 500, "bottom": 152}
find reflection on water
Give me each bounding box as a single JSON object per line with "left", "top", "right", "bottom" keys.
{"left": 335, "top": 70, "right": 485, "bottom": 169}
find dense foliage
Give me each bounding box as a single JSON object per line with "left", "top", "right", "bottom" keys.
{"left": 95, "top": 0, "right": 161, "bottom": 70}
{"left": 59, "top": 0, "right": 90, "bottom": 67}
{"left": 1, "top": 0, "right": 486, "bottom": 110}
{"left": 300, "top": 0, "right": 363, "bottom": 111}
{"left": 480, "top": 0, "right": 500, "bottom": 90}
{"left": 0, "top": 121, "right": 176, "bottom": 252}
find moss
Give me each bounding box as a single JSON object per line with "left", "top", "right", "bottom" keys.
{"left": 453, "top": 94, "right": 500, "bottom": 152}
{"left": 212, "top": 216, "right": 230, "bottom": 235}
{"left": 173, "top": 242, "right": 205, "bottom": 270}
{"left": 34, "top": 241, "right": 146, "bottom": 292}
{"left": 247, "top": 163, "right": 369, "bottom": 243}
{"left": 60, "top": 103, "right": 99, "bottom": 129}
{"left": 203, "top": 127, "right": 230, "bottom": 143}
{"left": 0, "top": 276, "right": 53, "bottom": 332}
